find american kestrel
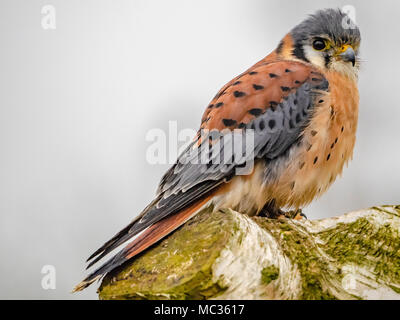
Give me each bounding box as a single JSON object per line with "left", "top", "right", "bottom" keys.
{"left": 74, "top": 8, "right": 361, "bottom": 291}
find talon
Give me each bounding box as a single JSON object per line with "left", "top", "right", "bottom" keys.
{"left": 293, "top": 209, "right": 307, "bottom": 220}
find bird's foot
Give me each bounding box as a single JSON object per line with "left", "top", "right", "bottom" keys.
{"left": 258, "top": 201, "right": 284, "bottom": 219}
{"left": 284, "top": 209, "right": 307, "bottom": 220}
{"left": 259, "top": 202, "right": 307, "bottom": 220}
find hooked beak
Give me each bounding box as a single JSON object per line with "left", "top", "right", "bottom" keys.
{"left": 339, "top": 46, "right": 356, "bottom": 66}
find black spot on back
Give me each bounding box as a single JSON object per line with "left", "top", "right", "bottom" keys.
{"left": 222, "top": 119, "right": 237, "bottom": 127}
{"left": 253, "top": 84, "right": 264, "bottom": 90}
{"left": 248, "top": 108, "right": 263, "bottom": 116}
{"left": 233, "top": 91, "right": 246, "bottom": 98}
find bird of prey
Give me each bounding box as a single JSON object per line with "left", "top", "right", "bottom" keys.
{"left": 74, "top": 8, "right": 361, "bottom": 291}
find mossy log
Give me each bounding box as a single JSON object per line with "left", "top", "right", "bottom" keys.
{"left": 98, "top": 205, "right": 400, "bottom": 300}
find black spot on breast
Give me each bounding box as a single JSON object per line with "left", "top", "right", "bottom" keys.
{"left": 281, "top": 86, "right": 290, "bottom": 92}
{"left": 341, "top": 126, "right": 344, "bottom": 132}
{"left": 299, "top": 162, "right": 305, "bottom": 169}
{"left": 269, "top": 73, "right": 278, "bottom": 78}
{"left": 234, "top": 91, "right": 246, "bottom": 98}
{"left": 248, "top": 108, "right": 263, "bottom": 116}
{"left": 253, "top": 84, "right": 264, "bottom": 90}
{"left": 311, "top": 130, "right": 318, "bottom": 136}
{"left": 222, "top": 119, "right": 237, "bottom": 127}
{"left": 295, "top": 80, "right": 301, "bottom": 84}
{"left": 285, "top": 69, "right": 292, "bottom": 73}
{"left": 314, "top": 156, "right": 318, "bottom": 164}
{"left": 319, "top": 100, "right": 324, "bottom": 103}
{"left": 249, "top": 71, "right": 258, "bottom": 75}
{"left": 290, "top": 181, "right": 295, "bottom": 190}
{"left": 331, "top": 142, "right": 335, "bottom": 149}
{"left": 215, "top": 102, "right": 224, "bottom": 108}
{"left": 335, "top": 137, "right": 338, "bottom": 143}
{"left": 327, "top": 154, "right": 331, "bottom": 161}
{"left": 233, "top": 81, "right": 241, "bottom": 86}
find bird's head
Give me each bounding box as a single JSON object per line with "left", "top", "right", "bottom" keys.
{"left": 277, "top": 9, "right": 361, "bottom": 78}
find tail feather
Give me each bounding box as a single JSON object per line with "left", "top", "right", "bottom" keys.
{"left": 85, "top": 198, "right": 160, "bottom": 267}
{"left": 73, "top": 196, "right": 211, "bottom": 292}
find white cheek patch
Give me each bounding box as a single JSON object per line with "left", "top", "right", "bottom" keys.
{"left": 303, "top": 45, "right": 326, "bottom": 69}
{"left": 330, "top": 59, "right": 359, "bottom": 81}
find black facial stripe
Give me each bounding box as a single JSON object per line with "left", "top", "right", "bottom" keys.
{"left": 292, "top": 41, "right": 309, "bottom": 63}
{"left": 324, "top": 54, "right": 331, "bottom": 68}
{"left": 276, "top": 40, "right": 284, "bottom": 54}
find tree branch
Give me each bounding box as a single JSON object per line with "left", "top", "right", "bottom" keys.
{"left": 98, "top": 205, "right": 400, "bottom": 300}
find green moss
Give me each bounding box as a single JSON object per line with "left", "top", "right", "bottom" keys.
{"left": 98, "top": 207, "right": 234, "bottom": 300}
{"left": 389, "top": 285, "right": 400, "bottom": 294}
{"left": 261, "top": 265, "right": 279, "bottom": 284}
{"left": 253, "top": 218, "right": 338, "bottom": 300}
{"left": 319, "top": 217, "right": 400, "bottom": 285}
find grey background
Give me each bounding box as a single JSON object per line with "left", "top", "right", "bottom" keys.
{"left": 0, "top": 0, "right": 399, "bottom": 299}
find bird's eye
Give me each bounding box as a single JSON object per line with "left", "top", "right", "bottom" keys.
{"left": 312, "top": 39, "right": 327, "bottom": 51}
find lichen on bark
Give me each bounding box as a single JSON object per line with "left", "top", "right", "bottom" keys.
{"left": 98, "top": 205, "right": 400, "bottom": 300}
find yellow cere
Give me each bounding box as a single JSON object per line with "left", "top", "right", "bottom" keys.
{"left": 338, "top": 44, "right": 351, "bottom": 53}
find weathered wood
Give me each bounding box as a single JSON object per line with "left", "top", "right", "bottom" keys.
{"left": 98, "top": 205, "right": 400, "bottom": 300}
